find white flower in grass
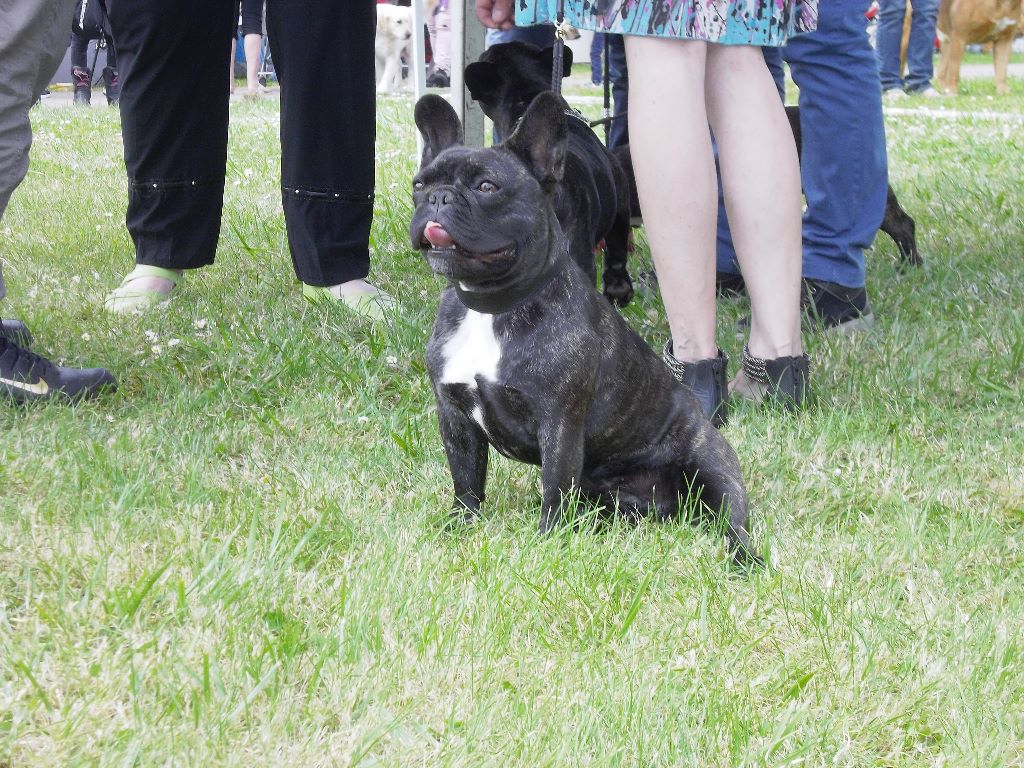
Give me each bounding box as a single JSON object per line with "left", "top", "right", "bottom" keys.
{"left": 144, "top": 330, "right": 158, "bottom": 342}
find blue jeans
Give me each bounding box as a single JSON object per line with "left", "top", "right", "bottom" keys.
{"left": 716, "top": 0, "right": 888, "bottom": 289}
{"left": 606, "top": 33, "right": 629, "bottom": 148}
{"left": 876, "top": 0, "right": 940, "bottom": 92}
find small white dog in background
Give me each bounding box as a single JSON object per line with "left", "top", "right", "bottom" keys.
{"left": 375, "top": 3, "right": 414, "bottom": 94}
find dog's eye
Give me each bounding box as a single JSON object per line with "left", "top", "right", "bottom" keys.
{"left": 413, "top": 180, "right": 424, "bottom": 192}
{"left": 477, "top": 181, "right": 498, "bottom": 193}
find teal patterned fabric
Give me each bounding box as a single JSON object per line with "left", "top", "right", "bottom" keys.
{"left": 517, "top": 0, "right": 818, "bottom": 46}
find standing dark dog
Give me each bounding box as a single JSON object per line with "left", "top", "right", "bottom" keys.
{"left": 464, "top": 42, "right": 635, "bottom": 306}
{"left": 411, "top": 92, "right": 762, "bottom": 567}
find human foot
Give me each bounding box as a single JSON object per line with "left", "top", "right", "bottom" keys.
{"left": 104, "top": 265, "right": 182, "bottom": 314}
{"left": 302, "top": 279, "right": 396, "bottom": 321}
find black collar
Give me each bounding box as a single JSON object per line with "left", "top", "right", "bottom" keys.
{"left": 453, "top": 240, "right": 570, "bottom": 315}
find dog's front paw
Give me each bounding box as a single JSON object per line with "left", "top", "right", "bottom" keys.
{"left": 603, "top": 273, "right": 634, "bottom": 307}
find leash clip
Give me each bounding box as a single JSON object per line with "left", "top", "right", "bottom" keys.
{"left": 554, "top": 20, "right": 580, "bottom": 41}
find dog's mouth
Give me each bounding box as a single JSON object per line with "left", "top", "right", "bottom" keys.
{"left": 419, "top": 221, "right": 516, "bottom": 265}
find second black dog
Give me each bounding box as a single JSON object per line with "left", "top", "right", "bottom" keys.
{"left": 465, "top": 42, "right": 635, "bottom": 306}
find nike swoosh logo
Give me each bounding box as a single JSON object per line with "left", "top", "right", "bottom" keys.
{"left": 0, "top": 375, "right": 50, "bottom": 395}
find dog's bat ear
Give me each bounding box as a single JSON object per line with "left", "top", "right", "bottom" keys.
{"left": 539, "top": 45, "right": 573, "bottom": 79}
{"left": 503, "top": 91, "right": 567, "bottom": 192}
{"left": 414, "top": 94, "right": 464, "bottom": 168}
{"left": 464, "top": 60, "right": 500, "bottom": 103}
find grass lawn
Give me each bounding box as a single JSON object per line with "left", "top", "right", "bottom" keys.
{"left": 1, "top": 75, "right": 1023, "bottom": 766}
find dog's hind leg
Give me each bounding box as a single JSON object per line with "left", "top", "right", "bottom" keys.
{"left": 678, "top": 422, "right": 764, "bottom": 569}
{"left": 880, "top": 185, "right": 921, "bottom": 266}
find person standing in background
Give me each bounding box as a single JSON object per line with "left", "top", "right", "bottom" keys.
{"left": 877, "top": 0, "right": 941, "bottom": 97}
{"left": 1, "top": 0, "right": 117, "bottom": 403}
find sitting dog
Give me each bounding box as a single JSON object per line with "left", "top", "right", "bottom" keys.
{"left": 937, "top": 0, "right": 1023, "bottom": 94}
{"left": 410, "top": 91, "right": 762, "bottom": 567}
{"left": 610, "top": 104, "right": 922, "bottom": 267}
{"left": 464, "top": 42, "right": 634, "bottom": 306}
{"left": 375, "top": 3, "right": 413, "bottom": 94}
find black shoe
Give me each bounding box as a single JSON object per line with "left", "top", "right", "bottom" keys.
{"left": 0, "top": 318, "right": 32, "bottom": 348}
{"left": 425, "top": 69, "right": 450, "bottom": 88}
{"left": 740, "top": 345, "right": 810, "bottom": 411}
{"left": 72, "top": 66, "right": 92, "bottom": 106}
{"left": 662, "top": 341, "right": 729, "bottom": 428}
{"left": 102, "top": 66, "right": 120, "bottom": 106}
{"left": 802, "top": 278, "right": 874, "bottom": 333}
{"left": 0, "top": 335, "right": 116, "bottom": 404}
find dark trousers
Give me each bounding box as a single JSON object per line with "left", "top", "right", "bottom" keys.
{"left": 70, "top": 31, "right": 117, "bottom": 70}
{"left": 108, "top": 0, "right": 375, "bottom": 286}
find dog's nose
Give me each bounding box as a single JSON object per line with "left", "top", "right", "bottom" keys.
{"left": 428, "top": 188, "right": 455, "bottom": 208}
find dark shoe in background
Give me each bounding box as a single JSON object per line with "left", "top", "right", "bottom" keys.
{"left": 425, "top": 69, "right": 450, "bottom": 88}
{"left": 102, "top": 66, "right": 120, "bottom": 106}
{"left": 72, "top": 66, "right": 92, "bottom": 106}
{"left": 802, "top": 278, "right": 874, "bottom": 333}
{"left": 663, "top": 341, "right": 730, "bottom": 428}
{"left": 0, "top": 330, "right": 116, "bottom": 404}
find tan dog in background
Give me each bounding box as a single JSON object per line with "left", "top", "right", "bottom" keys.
{"left": 375, "top": 3, "right": 414, "bottom": 94}
{"left": 937, "top": 0, "right": 1023, "bottom": 93}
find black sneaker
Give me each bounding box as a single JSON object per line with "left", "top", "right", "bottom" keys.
{"left": 802, "top": 278, "right": 874, "bottom": 333}
{"left": 0, "top": 334, "right": 116, "bottom": 404}
{"left": 0, "top": 318, "right": 32, "bottom": 347}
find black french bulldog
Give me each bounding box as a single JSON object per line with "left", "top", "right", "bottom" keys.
{"left": 410, "top": 91, "right": 762, "bottom": 568}
{"left": 464, "top": 41, "right": 635, "bottom": 306}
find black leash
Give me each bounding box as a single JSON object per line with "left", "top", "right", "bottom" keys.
{"left": 550, "top": 0, "right": 567, "bottom": 94}
{"left": 602, "top": 32, "right": 610, "bottom": 145}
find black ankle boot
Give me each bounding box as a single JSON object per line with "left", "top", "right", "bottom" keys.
{"left": 662, "top": 341, "right": 729, "bottom": 428}
{"left": 741, "top": 346, "right": 811, "bottom": 410}
{"left": 72, "top": 66, "right": 92, "bottom": 106}
{"left": 102, "top": 66, "right": 120, "bottom": 105}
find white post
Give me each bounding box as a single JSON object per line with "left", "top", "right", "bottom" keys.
{"left": 412, "top": 0, "right": 427, "bottom": 160}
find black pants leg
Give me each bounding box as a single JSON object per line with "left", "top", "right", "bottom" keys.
{"left": 108, "top": 0, "right": 235, "bottom": 271}
{"left": 266, "top": 0, "right": 375, "bottom": 286}
{"left": 70, "top": 32, "right": 89, "bottom": 69}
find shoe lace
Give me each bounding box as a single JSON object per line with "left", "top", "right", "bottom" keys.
{"left": 0, "top": 336, "right": 55, "bottom": 381}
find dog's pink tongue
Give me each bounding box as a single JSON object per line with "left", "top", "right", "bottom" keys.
{"left": 424, "top": 221, "right": 454, "bottom": 248}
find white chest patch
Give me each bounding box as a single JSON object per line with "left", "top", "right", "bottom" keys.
{"left": 440, "top": 310, "right": 501, "bottom": 388}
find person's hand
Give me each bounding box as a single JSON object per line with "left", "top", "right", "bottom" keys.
{"left": 476, "top": 0, "right": 515, "bottom": 29}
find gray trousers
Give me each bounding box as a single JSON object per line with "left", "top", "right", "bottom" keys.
{"left": 0, "top": 0, "right": 77, "bottom": 302}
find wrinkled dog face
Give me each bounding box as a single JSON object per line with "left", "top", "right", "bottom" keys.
{"left": 410, "top": 93, "right": 569, "bottom": 303}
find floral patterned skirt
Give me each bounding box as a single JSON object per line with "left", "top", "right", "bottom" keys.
{"left": 517, "top": 0, "right": 818, "bottom": 46}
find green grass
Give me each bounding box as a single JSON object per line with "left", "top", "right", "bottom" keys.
{"left": 1, "top": 80, "right": 1023, "bottom": 766}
